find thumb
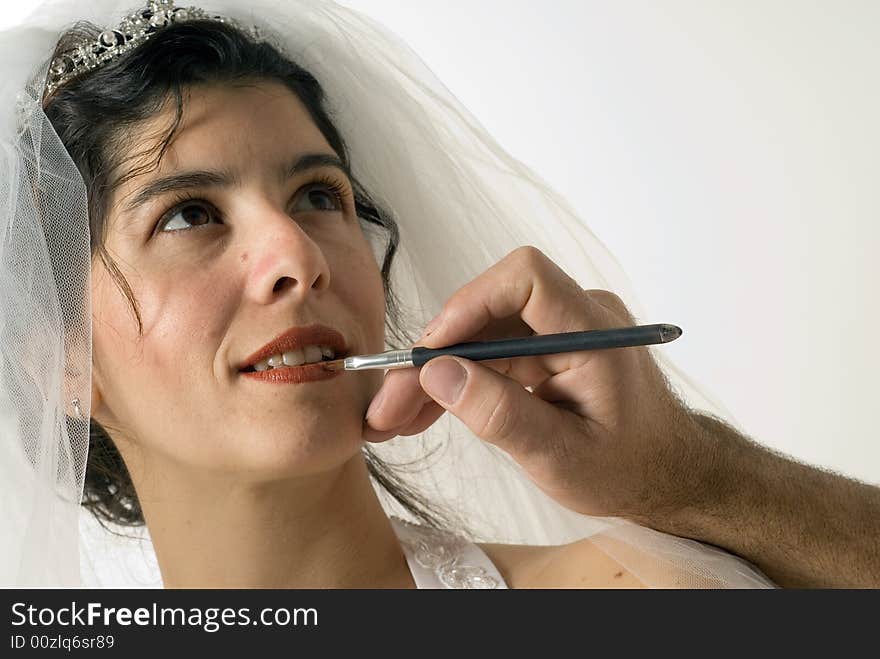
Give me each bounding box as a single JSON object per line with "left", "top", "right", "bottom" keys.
{"left": 419, "top": 356, "right": 570, "bottom": 455}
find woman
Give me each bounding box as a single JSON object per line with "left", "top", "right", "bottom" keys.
{"left": 0, "top": 0, "right": 773, "bottom": 587}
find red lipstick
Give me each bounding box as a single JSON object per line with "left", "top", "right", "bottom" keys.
{"left": 240, "top": 361, "right": 343, "bottom": 384}
{"left": 238, "top": 323, "right": 350, "bottom": 384}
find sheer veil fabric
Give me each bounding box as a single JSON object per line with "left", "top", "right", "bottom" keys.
{"left": 0, "top": 0, "right": 774, "bottom": 588}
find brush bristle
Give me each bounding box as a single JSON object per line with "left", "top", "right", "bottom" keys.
{"left": 320, "top": 358, "right": 347, "bottom": 372}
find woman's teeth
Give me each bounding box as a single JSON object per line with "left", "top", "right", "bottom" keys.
{"left": 252, "top": 345, "right": 336, "bottom": 372}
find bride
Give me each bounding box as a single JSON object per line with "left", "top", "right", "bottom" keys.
{"left": 0, "top": 0, "right": 774, "bottom": 588}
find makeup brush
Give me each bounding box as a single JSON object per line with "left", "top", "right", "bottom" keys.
{"left": 321, "top": 323, "right": 682, "bottom": 372}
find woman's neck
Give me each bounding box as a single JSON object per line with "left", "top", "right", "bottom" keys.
{"left": 135, "top": 455, "right": 415, "bottom": 588}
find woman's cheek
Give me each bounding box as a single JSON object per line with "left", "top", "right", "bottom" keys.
{"left": 140, "top": 291, "right": 204, "bottom": 371}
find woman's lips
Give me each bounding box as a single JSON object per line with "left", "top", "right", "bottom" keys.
{"left": 238, "top": 324, "right": 349, "bottom": 372}
{"left": 239, "top": 361, "right": 343, "bottom": 383}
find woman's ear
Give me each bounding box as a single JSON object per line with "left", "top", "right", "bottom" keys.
{"left": 63, "top": 339, "right": 100, "bottom": 420}
{"left": 89, "top": 378, "right": 103, "bottom": 419}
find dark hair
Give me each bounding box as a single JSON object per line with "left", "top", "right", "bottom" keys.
{"left": 44, "top": 19, "right": 458, "bottom": 534}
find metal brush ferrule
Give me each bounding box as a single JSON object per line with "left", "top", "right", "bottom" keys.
{"left": 344, "top": 348, "right": 414, "bottom": 371}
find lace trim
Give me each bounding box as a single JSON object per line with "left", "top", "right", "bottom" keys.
{"left": 391, "top": 516, "right": 499, "bottom": 589}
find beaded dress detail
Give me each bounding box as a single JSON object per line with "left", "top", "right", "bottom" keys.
{"left": 389, "top": 516, "right": 508, "bottom": 589}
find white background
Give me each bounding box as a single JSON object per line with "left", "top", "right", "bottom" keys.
{"left": 5, "top": 1, "right": 878, "bottom": 484}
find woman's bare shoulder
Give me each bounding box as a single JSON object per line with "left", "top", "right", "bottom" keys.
{"left": 476, "top": 538, "right": 645, "bottom": 589}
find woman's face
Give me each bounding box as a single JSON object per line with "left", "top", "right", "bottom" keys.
{"left": 90, "top": 80, "right": 386, "bottom": 479}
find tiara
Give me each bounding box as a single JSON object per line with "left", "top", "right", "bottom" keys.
{"left": 44, "top": 0, "right": 257, "bottom": 98}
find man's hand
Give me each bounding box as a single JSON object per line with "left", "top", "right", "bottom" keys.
{"left": 362, "top": 246, "right": 709, "bottom": 521}
{"left": 361, "top": 245, "right": 880, "bottom": 588}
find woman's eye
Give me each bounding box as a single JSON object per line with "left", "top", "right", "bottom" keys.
{"left": 292, "top": 185, "right": 344, "bottom": 213}
{"left": 156, "top": 182, "right": 345, "bottom": 235}
{"left": 159, "top": 202, "right": 216, "bottom": 233}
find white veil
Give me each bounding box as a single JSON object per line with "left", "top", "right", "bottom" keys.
{"left": 0, "top": 0, "right": 775, "bottom": 588}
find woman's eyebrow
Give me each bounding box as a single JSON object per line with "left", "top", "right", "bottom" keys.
{"left": 120, "top": 152, "right": 350, "bottom": 214}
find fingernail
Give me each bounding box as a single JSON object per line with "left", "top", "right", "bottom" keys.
{"left": 366, "top": 387, "right": 386, "bottom": 421}
{"left": 362, "top": 424, "right": 396, "bottom": 443}
{"left": 421, "top": 359, "right": 467, "bottom": 406}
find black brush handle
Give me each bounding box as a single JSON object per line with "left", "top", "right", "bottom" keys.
{"left": 410, "top": 324, "right": 681, "bottom": 367}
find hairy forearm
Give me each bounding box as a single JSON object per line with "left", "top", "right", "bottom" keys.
{"left": 652, "top": 413, "right": 880, "bottom": 588}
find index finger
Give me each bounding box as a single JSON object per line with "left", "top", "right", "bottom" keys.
{"left": 418, "top": 246, "right": 623, "bottom": 375}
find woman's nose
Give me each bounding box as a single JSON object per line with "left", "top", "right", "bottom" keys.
{"left": 243, "top": 206, "right": 331, "bottom": 306}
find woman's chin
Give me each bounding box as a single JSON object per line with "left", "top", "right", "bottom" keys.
{"left": 223, "top": 423, "right": 367, "bottom": 479}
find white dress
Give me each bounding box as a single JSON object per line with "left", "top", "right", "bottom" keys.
{"left": 390, "top": 516, "right": 509, "bottom": 589}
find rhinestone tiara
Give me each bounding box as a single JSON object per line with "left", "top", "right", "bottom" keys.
{"left": 44, "top": 0, "right": 258, "bottom": 99}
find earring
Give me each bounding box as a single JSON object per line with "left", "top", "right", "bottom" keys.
{"left": 71, "top": 398, "right": 83, "bottom": 419}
